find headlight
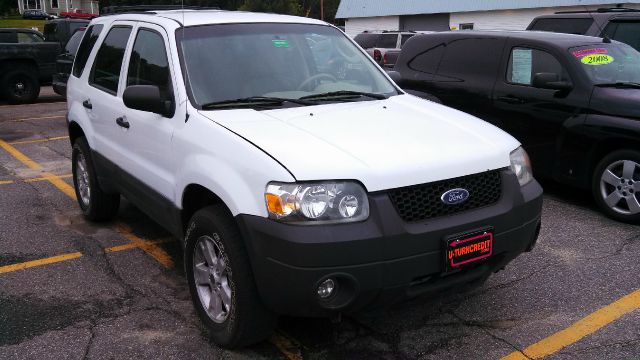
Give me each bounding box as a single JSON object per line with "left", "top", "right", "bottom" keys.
{"left": 265, "top": 181, "right": 369, "bottom": 224}
{"left": 510, "top": 146, "right": 533, "bottom": 186}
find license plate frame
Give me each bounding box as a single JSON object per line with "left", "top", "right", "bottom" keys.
{"left": 445, "top": 228, "right": 493, "bottom": 270}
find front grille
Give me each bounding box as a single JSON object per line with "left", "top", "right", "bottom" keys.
{"left": 388, "top": 170, "right": 503, "bottom": 222}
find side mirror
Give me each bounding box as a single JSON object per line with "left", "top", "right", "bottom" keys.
{"left": 386, "top": 70, "right": 402, "bottom": 84}
{"left": 123, "top": 85, "right": 174, "bottom": 117}
{"left": 532, "top": 72, "right": 573, "bottom": 91}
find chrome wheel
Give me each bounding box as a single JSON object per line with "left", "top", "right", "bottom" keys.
{"left": 75, "top": 152, "right": 91, "bottom": 207}
{"left": 600, "top": 159, "right": 640, "bottom": 215}
{"left": 193, "top": 235, "right": 232, "bottom": 323}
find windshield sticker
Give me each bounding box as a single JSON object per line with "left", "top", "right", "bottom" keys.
{"left": 581, "top": 54, "right": 614, "bottom": 65}
{"left": 272, "top": 39, "right": 290, "bottom": 48}
{"left": 512, "top": 49, "right": 533, "bottom": 84}
{"left": 573, "top": 48, "right": 608, "bottom": 58}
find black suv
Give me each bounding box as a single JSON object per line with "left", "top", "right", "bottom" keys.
{"left": 528, "top": 8, "right": 640, "bottom": 51}
{"left": 395, "top": 31, "right": 640, "bottom": 223}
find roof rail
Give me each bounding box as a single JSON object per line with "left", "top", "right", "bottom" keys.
{"left": 555, "top": 7, "right": 640, "bottom": 14}
{"left": 101, "top": 5, "right": 220, "bottom": 15}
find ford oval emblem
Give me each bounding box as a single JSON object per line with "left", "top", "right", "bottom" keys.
{"left": 441, "top": 188, "right": 470, "bottom": 205}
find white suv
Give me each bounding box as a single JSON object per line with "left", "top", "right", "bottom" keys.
{"left": 67, "top": 10, "right": 543, "bottom": 348}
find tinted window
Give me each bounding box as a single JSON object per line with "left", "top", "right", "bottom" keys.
{"left": 437, "top": 38, "right": 504, "bottom": 80}
{"left": 72, "top": 24, "right": 103, "bottom": 78}
{"left": 353, "top": 33, "right": 377, "bottom": 49}
{"left": 603, "top": 21, "right": 640, "bottom": 51}
{"left": 529, "top": 18, "right": 593, "bottom": 35}
{"left": 400, "top": 34, "right": 414, "bottom": 47}
{"left": 65, "top": 30, "right": 84, "bottom": 54}
{"left": 127, "top": 29, "right": 172, "bottom": 97}
{"left": 408, "top": 44, "right": 445, "bottom": 74}
{"left": 90, "top": 26, "right": 131, "bottom": 94}
{"left": 507, "top": 47, "right": 570, "bottom": 86}
{"left": 44, "top": 22, "right": 58, "bottom": 42}
{"left": 69, "top": 22, "right": 86, "bottom": 36}
{"left": 0, "top": 31, "right": 16, "bottom": 43}
{"left": 375, "top": 34, "right": 397, "bottom": 48}
{"left": 17, "top": 32, "right": 42, "bottom": 43}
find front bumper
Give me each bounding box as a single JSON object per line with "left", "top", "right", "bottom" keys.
{"left": 236, "top": 170, "right": 543, "bottom": 317}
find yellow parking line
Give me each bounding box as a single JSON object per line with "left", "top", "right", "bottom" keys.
{"left": 24, "top": 174, "right": 72, "bottom": 183}
{"left": 105, "top": 238, "right": 172, "bottom": 253}
{"left": 502, "top": 288, "right": 640, "bottom": 360}
{"left": 0, "top": 252, "right": 82, "bottom": 274}
{"left": 0, "top": 174, "right": 73, "bottom": 186}
{"left": 0, "top": 138, "right": 174, "bottom": 269}
{"left": 8, "top": 136, "right": 69, "bottom": 145}
{"left": 11, "top": 114, "right": 65, "bottom": 122}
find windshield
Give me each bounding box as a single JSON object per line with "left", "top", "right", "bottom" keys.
{"left": 569, "top": 43, "right": 640, "bottom": 85}
{"left": 177, "top": 23, "right": 397, "bottom": 108}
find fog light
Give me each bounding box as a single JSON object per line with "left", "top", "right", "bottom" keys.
{"left": 317, "top": 278, "right": 335, "bottom": 299}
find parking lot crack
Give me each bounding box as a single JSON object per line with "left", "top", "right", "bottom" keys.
{"left": 81, "top": 322, "right": 97, "bottom": 360}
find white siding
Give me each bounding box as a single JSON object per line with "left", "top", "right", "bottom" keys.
{"left": 344, "top": 16, "right": 399, "bottom": 37}
{"left": 450, "top": 4, "right": 640, "bottom": 30}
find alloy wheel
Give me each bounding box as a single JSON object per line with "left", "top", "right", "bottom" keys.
{"left": 193, "top": 235, "right": 233, "bottom": 323}
{"left": 75, "top": 152, "right": 91, "bottom": 207}
{"left": 600, "top": 159, "right": 640, "bottom": 215}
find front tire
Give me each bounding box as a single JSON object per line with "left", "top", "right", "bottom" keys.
{"left": 592, "top": 149, "right": 640, "bottom": 224}
{"left": 185, "top": 205, "right": 276, "bottom": 348}
{"left": 72, "top": 137, "right": 120, "bottom": 221}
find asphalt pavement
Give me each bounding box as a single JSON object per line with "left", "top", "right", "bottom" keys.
{"left": 0, "top": 88, "right": 638, "bottom": 360}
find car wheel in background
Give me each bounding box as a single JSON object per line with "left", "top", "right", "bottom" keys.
{"left": 185, "top": 205, "right": 277, "bottom": 348}
{"left": 0, "top": 67, "right": 40, "bottom": 104}
{"left": 592, "top": 149, "right": 640, "bottom": 224}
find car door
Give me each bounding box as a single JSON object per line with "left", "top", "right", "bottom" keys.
{"left": 491, "top": 42, "right": 590, "bottom": 178}
{"left": 426, "top": 37, "right": 506, "bottom": 120}
{"left": 115, "top": 22, "right": 179, "bottom": 225}
{"left": 82, "top": 21, "right": 135, "bottom": 172}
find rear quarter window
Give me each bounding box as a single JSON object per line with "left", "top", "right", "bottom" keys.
{"left": 72, "top": 24, "right": 103, "bottom": 78}
{"left": 0, "top": 31, "right": 16, "bottom": 43}
{"left": 529, "top": 18, "right": 593, "bottom": 35}
{"left": 603, "top": 21, "right": 640, "bottom": 51}
{"left": 436, "top": 38, "right": 504, "bottom": 80}
{"left": 353, "top": 33, "right": 377, "bottom": 49}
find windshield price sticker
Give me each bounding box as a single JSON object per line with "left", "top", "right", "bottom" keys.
{"left": 272, "top": 39, "right": 290, "bottom": 48}
{"left": 581, "top": 54, "right": 614, "bottom": 65}
{"left": 573, "top": 48, "right": 608, "bottom": 58}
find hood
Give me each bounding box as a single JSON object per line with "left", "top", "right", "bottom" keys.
{"left": 199, "top": 95, "right": 520, "bottom": 192}
{"left": 590, "top": 86, "right": 640, "bottom": 119}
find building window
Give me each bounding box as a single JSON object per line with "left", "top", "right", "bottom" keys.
{"left": 460, "top": 23, "right": 474, "bottom": 30}
{"left": 51, "top": 0, "right": 58, "bottom": 8}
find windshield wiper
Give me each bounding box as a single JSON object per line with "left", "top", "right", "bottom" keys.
{"left": 595, "top": 82, "right": 640, "bottom": 89}
{"left": 201, "top": 96, "right": 316, "bottom": 109}
{"left": 299, "top": 90, "right": 388, "bottom": 101}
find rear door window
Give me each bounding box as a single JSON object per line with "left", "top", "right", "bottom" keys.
{"left": 602, "top": 21, "right": 640, "bottom": 51}
{"left": 529, "top": 18, "right": 593, "bottom": 35}
{"left": 72, "top": 24, "right": 103, "bottom": 78}
{"left": 507, "top": 47, "right": 570, "bottom": 86}
{"left": 437, "top": 38, "right": 504, "bottom": 81}
{"left": 89, "top": 26, "right": 132, "bottom": 95}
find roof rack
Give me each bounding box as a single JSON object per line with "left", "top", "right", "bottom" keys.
{"left": 555, "top": 7, "right": 640, "bottom": 14}
{"left": 101, "top": 5, "right": 220, "bottom": 15}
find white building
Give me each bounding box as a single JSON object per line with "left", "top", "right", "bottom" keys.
{"left": 336, "top": 0, "right": 640, "bottom": 37}
{"left": 18, "top": 0, "right": 98, "bottom": 15}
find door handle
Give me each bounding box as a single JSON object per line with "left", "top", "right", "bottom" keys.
{"left": 82, "top": 99, "right": 92, "bottom": 109}
{"left": 497, "top": 96, "right": 525, "bottom": 104}
{"left": 115, "top": 117, "right": 130, "bottom": 129}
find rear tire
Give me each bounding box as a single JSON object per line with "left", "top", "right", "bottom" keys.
{"left": 185, "top": 205, "right": 276, "bottom": 348}
{"left": 72, "top": 137, "right": 120, "bottom": 221}
{"left": 0, "top": 67, "right": 40, "bottom": 104}
{"left": 592, "top": 149, "right": 640, "bottom": 224}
